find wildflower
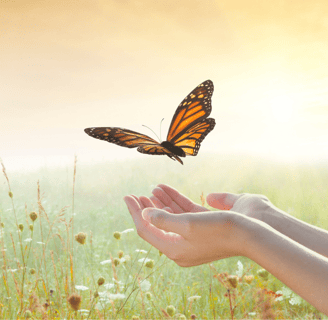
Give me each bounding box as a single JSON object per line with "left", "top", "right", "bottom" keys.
{"left": 236, "top": 260, "right": 243, "bottom": 277}
{"left": 78, "top": 309, "right": 90, "bottom": 316}
{"left": 75, "top": 232, "right": 87, "bottom": 245}
{"left": 30, "top": 268, "right": 36, "bottom": 275}
{"left": 113, "top": 258, "right": 120, "bottom": 266}
{"left": 67, "top": 293, "right": 81, "bottom": 311}
{"left": 257, "top": 269, "right": 269, "bottom": 280}
{"left": 145, "top": 292, "right": 152, "bottom": 300}
{"left": 135, "top": 249, "right": 147, "bottom": 254}
{"left": 289, "top": 295, "right": 302, "bottom": 306}
{"left": 24, "top": 310, "right": 32, "bottom": 318}
{"left": 113, "top": 231, "right": 121, "bottom": 240}
{"left": 108, "top": 293, "right": 126, "bottom": 300}
{"left": 140, "top": 279, "right": 151, "bottom": 292}
{"left": 29, "top": 211, "right": 38, "bottom": 222}
{"left": 18, "top": 224, "right": 24, "bottom": 232}
{"left": 75, "top": 285, "right": 89, "bottom": 291}
{"left": 187, "top": 295, "right": 201, "bottom": 302}
{"left": 166, "top": 305, "right": 175, "bottom": 317}
{"left": 121, "top": 228, "right": 134, "bottom": 234}
{"left": 8, "top": 191, "right": 13, "bottom": 198}
{"left": 94, "top": 291, "right": 99, "bottom": 298}
{"left": 104, "top": 283, "right": 115, "bottom": 290}
{"left": 244, "top": 275, "right": 254, "bottom": 284}
{"left": 190, "top": 314, "right": 197, "bottom": 319}
{"left": 100, "top": 259, "right": 112, "bottom": 265}
{"left": 29, "top": 224, "right": 33, "bottom": 231}
{"left": 118, "top": 250, "right": 124, "bottom": 258}
{"left": 145, "top": 260, "right": 154, "bottom": 268}
{"left": 227, "top": 275, "right": 238, "bottom": 288}
{"left": 97, "top": 277, "right": 105, "bottom": 286}
{"left": 178, "top": 315, "right": 187, "bottom": 320}
{"left": 24, "top": 238, "right": 32, "bottom": 243}
{"left": 138, "top": 258, "right": 152, "bottom": 263}
{"left": 120, "top": 255, "right": 131, "bottom": 264}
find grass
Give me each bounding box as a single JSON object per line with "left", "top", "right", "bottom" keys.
{"left": 0, "top": 154, "right": 327, "bottom": 319}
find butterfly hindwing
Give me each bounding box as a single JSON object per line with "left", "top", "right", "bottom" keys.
{"left": 172, "top": 118, "right": 216, "bottom": 156}
{"left": 167, "top": 80, "right": 214, "bottom": 142}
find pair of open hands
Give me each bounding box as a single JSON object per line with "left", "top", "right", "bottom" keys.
{"left": 124, "top": 184, "right": 272, "bottom": 267}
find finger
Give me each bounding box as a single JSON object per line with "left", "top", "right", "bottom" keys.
{"left": 152, "top": 186, "right": 183, "bottom": 213}
{"left": 206, "top": 193, "right": 242, "bottom": 210}
{"left": 124, "top": 196, "right": 183, "bottom": 253}
{"left": 149, "top": 195, "right": 165, "bottom": 209}
{"left": 163, "top": 206, "right": 174, "bottom": 213}
{"left": 157, "top": 184, "right": 199, "bottom": 212}
{"left": 139, "top": 196, "right": 155, "bottom": 209}
{"left": 143, "top": 208, "right": 190, "bottom": 236}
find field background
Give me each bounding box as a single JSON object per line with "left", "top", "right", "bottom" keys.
{"left": 1, "top": 154, "right": 327, "bottom": 319}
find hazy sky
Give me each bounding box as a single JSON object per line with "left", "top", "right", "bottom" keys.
{"left": 1, "top": 0, "right": 328, "bottom": 170}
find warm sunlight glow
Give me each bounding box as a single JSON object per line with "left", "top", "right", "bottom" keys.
{"left": 269, "top": 95, "right": 295, "bottom": 123}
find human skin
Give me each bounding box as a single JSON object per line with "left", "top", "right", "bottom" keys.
{"left": 124, "top": 184, "right": 328, "bottom": 315}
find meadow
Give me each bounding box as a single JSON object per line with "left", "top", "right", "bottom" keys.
{"left": 0, "top": 154, "right": 327, "bottom": 319}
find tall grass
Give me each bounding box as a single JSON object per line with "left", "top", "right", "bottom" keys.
{"left": 0, "top": 154, "right": 327, "bottom": 319}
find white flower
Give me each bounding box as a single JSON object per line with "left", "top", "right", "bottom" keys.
{"left": 275, "top": 290, "right": 283, "bottom": 301}
{"left": 140, "top": 280, "right": 151, "bottom": 292}
{"left": 100, "top": 259, "right": 112, "bottom": 265}
{"left": 96, "top": 300, "right": 109, "bottom": 310}
{"left": 289, "top": 295, "right": 302, "bottom": 306}
{"left": 236, "top": 260, "right": 243, "bottom": 277}
{"left": 248, "top": 312, "right": 257, "bottom": 316}
{"left": 75, "top": 285, "right": 89, "bottom": 291}
{"left": 138, "top": 258, "right": 152, "bottom": 263}
{"left": 78, "top": 309, "right": 90, "bottom": 315}
{"left": 119, "top": 255, "right": 131, "bottom": 263}
{"left": 135, "top": 249, "right": 147, "bottom": 254}
{"left": 108, "top": 293, "right": 126, "bottom": 300}
{"left": 281, "top": 286, "right": 293, "bottom": 298}
{"left": 37, "top": 242, "right": 45, "bottom": 245}
{"left": 104, "top": 283, "right": 115, "bottom": 290}
{"left": 187, "top": 295, "right": 201, "bottom": 302}
{"left": 24, "top": 238, "right": 33, "bottom": 243}
{"left": 121, "top": 228, "right": 134, "bottom": 234}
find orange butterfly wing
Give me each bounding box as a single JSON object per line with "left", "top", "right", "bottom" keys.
{"left": 166, "top": 80, "right": 215, "bottom": 156}
{"left": 84, "top": 127, "right": 183, "bottom": 163}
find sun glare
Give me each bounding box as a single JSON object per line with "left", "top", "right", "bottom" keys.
{"left": 269, "top": 95, "right": 295, "bottom": 123}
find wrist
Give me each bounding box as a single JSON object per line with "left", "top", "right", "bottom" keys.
{"left": 258, "top": 204, "right": 287, "bottom": 230}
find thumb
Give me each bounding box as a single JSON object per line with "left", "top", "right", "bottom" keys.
{"left": 142, "top": 208, "right": 185, "bottom": 234}
{"left": 206, "top": 192, "right": 241, "bottom": 210}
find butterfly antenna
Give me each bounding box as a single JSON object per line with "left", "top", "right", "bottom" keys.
{"left": 142, "top": 125, "right": 161, "bottom": 142}
{"left": 160, "top": 118, "right": 164, "bottom": 142}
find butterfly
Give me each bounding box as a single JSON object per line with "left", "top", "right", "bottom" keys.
{"left": 84, "top": 80, "right": 215, "bottom": 165}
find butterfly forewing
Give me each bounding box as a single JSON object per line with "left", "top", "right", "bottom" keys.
{"left": 166, "top": 80, "right": 214, "bottom": 142}
{"left": 84, "top": 127, "right": 160, "bottom": 148}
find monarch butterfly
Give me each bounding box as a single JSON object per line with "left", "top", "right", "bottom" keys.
{"left": 84, "top": 80, "right": 215, "bottom": 165}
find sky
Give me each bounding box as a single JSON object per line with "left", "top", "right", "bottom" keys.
{"left": 1, "top": 0, "right": 328, "bottom": 171}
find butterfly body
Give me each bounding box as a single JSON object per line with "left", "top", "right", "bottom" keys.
{"left": 160, "top": 141, "right": 186, "bottom": 157}
{"left": 85, "top": 80, "right": 215, "bottom": 165}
